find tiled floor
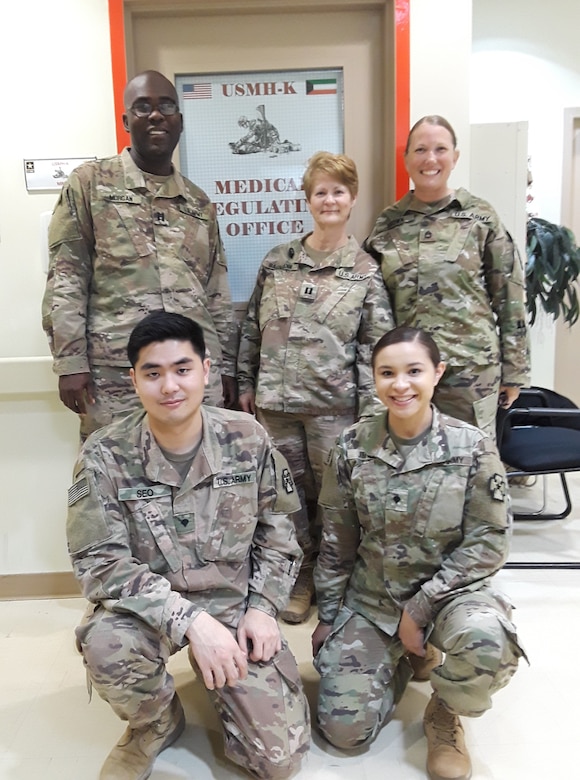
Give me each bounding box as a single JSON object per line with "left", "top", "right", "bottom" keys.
{"left": 1, "top": 474, "right": 579, "bottom": 779}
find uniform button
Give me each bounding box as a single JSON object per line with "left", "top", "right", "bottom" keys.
{"left": 424, "top": 230, "right": 432, "bottom": 238}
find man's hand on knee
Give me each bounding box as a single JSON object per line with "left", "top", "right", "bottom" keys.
{"left": 237, "top": 607, "right": 281, "bottom": 663}
{"left": 186, "top": 612, "right": 248, "bottom": 690}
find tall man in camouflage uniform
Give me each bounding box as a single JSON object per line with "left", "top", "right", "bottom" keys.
{"left": 67, "top": 311, "right": 309, "bottom": 779}
{"left": 43, "top": 70, "right": 238, "bottom": 439}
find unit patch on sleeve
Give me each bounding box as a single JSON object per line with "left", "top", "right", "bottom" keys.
{"left": 489, "top": 473, "right": 507, "bottom": 502}
{"left": 282, "top": 468, "right": 295, "bottom": 494}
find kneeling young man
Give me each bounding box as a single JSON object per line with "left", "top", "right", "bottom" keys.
{"left": 67, "top": 310, "right": 310, "bottom": 779}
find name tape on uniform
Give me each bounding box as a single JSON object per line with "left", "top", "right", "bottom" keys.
{"left": 213, "top": 471, "right": 257, "bottom": 488}
{"left": 118, "top": 485, "right": 172, "bottom": 501}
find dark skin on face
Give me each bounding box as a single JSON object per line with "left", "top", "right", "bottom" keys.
{"left": 122, "top": 70, "right": 184, "bottom": 175}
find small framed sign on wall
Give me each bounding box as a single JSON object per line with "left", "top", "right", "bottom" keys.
{"left": 23, "top": 157, "right": 95, "bottom": 191}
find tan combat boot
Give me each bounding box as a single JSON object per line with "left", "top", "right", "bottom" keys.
{"left": 279, "top": 564, "right": 314, "bottom": 624}
{"left": 423, "top": 693, "right": 472, "bottom": 780}
{"left": 100, "top": 694, "right": 185, "bottom": 780}
{"left": 409, "top": 642, "right": 443, "bottom": 681}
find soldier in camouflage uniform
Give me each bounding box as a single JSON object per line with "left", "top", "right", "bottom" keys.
{"left": 364, "top": 115, "right": 529, "bottom": 440}
{"left": 42, "top": 70, "right": 238, "bottom": 440}
{"left": 67, "top": 311, "right": 309, "bottom": 780}
{"left": 312, "top": 327, "right": 526, "bottom": 780}
{"left": 237, "top": 152, "right": 393, "bottom": 624}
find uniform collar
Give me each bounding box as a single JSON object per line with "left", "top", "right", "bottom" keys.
{"left": 139, "top": 406, "right": 224, "bottom": 488}
{"left": 120, "top": 147, "right": 187, "bottom": 199}
{"left": 298, "top": 233, "right": 360, "bottom": 270}
{"left": 363, "top": 406, "right": 451, "bottom": 470}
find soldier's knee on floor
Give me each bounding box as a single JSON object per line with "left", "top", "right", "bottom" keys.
{"left": 317, "top": 716, "right": 377, "bottom": 751}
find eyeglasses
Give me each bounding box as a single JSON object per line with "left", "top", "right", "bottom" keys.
{"left": 129, "top": 100, "right": 179, "bottom": 118}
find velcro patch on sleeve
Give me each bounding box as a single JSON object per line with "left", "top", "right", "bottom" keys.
{"left": 68, "top": 477, "right": 89, "bottom": 506}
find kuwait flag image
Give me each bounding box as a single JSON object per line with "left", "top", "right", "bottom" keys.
{"left": 306, "top": 78, "right": 337, "bottom": 96}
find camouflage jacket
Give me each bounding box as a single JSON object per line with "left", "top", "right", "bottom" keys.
{"left": 66, "top": 406, "right": 302, "bottom": 646}
{"left": 315, "top": 406, "right": 511, "bottom": 634}
{"left": 237, "top": 235, "right": 393, "bottom": 415}
{"left": 42, "top": 149, "right": 238, "bottom": 403}
{"left": 364, "top": 188, "right": 529, "bottom": 386}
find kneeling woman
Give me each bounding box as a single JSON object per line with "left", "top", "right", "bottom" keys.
{"left": 312, "top": 326, "right": 526, "bottom": 780}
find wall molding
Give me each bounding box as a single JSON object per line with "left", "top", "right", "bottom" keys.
{"left": 0, "top": 572, "right": 80, "bottom": 601}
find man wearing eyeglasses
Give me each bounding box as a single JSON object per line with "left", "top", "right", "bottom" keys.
{"left": 42, "top": 70, "right": 238, "bottom": 439}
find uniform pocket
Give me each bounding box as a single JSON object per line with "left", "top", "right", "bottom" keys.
{"left": 127, "top": 498, "right": 181, "bottom": 573}
{"left": 202, "top": 488, "right": 258, "bottom": 562}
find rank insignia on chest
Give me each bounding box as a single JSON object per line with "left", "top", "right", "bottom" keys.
{"left": 282, "top": 468, "right": 295, "bottom": 494}
{"left": 299, "top": 281, "right": 318, "bottom": 301}
{"left": 386, "top": 488, "right": 408, "bottom": 512}
{"left": 153, "top": 211, "right": 169, "bottom": 226}
{"left": 489, "top": 473, "right": 507, "bottom": 502}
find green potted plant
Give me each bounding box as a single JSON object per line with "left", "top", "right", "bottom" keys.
{"left": 525, "top": 216, "right": 580, "bottom": 326}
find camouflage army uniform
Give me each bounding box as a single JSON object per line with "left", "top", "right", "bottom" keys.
{"left": 237, "top": 235, "right": 393, "bottom": 559}
{"left": 313, "top": 407, "right": 526, "bottom": 749}
{"left": 42, "top": 149, "right": 237, "bottom": 437}
{"left": 364, "top": 189, "right": 530, "bottom": 437}
{"left": 67, "top": 405, "right": 310, "bottom": 777}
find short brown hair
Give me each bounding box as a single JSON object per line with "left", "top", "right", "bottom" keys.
{"left": 302, "top": 151, "right": 359, "bottom": 199}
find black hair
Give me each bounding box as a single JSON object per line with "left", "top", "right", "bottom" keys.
{"left": 405, "top": 115, "right": 458, "bottom": 154}
{"left": 127, "top": 310, "right": 206, "bottom": 367}
{"left": 371, "top": 326, "right": 442, "bottom": 369}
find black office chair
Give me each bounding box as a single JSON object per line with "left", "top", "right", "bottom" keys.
{"left": 497, "top": 386, "right": 580, "bottom": 569}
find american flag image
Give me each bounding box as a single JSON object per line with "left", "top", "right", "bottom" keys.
{"left": 183, "top": 83, "right": 212, "bottom": 100}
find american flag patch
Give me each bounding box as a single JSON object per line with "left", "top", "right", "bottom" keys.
{"left": 68, "top": 477, "right": 89, "bottom": 506}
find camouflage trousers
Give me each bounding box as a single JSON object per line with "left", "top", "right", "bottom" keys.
{"left": 75, "top": 606, "right": 310, "bottom": 778}
{"left": 79, "top": 364, "right": 225, "bottom": 440}
{"left": 257, "top": 408, "right": 355, "bottom": 563}
{"left": 434, "top": 362, "right": 502, "bottom": 440}
{"left": 314, "top": 589, "right": 526, "bottom": 750}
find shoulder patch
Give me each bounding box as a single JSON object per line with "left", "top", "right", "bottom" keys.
{"left": 489, "top": 473, "right": 507, "bottom": 502}
{"left": 281, "top": 467, "right": 295, "bottom": 494}
{"left": 271, "top": 449, "right": 301, "bottom": 514}
{"left": 68, "top": 477, "right": 89, "bottom": 506}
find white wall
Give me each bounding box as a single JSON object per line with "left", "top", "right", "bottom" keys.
{"left": 471, "top": 0, "right": 580, "bottom": 389}
{"left": 410, "top": 0, "right": 472, "bottom": 189}
{"left": 0, "top": 0, "right": 116, "bottom": 578}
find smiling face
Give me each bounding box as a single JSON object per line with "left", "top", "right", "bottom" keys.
{"left": 404, "top": 122, "right": 459, "bottom": 202}
{"left": 306, "top": 174, "right": 356, "bottom": 231}
{"left": 373, "top": 339, "right": 445, "bottom": 438}
{"left": 130, "top": 339, "right": 209, "bottom": 444}
{"left": 122, "top": 71, "right": 183, "bottom": 175}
